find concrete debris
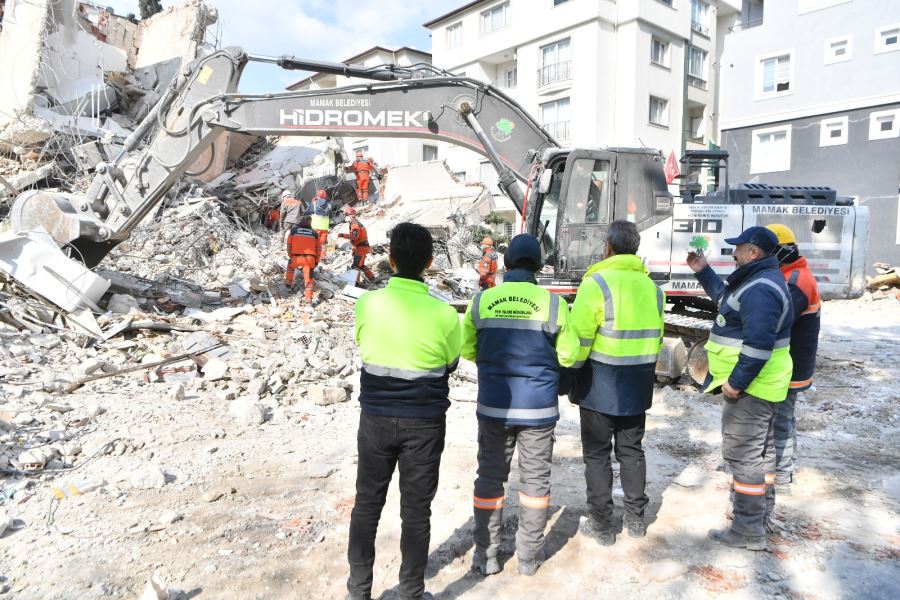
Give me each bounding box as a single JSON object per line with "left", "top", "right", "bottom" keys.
{"left": 130, "top": 466, "right": 168, "bottom": 490}
{"left": 307, "top": 384, "right": 350, "bottom": 406}
{"left": 229, "top": 396, "right": 267, "bottom": 426}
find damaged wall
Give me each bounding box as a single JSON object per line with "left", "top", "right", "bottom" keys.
{"left": 132, "top": 0, "right": 218, "bottom": 69}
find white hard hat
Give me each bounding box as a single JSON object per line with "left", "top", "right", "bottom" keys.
{"left": 281, "top": 189, "right": 292, "bottom": 198}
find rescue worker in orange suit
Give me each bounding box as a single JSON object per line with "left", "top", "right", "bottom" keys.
{"left": 348, "top": 150, "right": 377, "bottom": 204}
{"left": 308, "top": 189, "right": 333, "bottom": 262}
{"left": 286, "top": 215, "right": 320, "bottom": 303}
{"left": 264, "top": 199, "right": 281, "bottom": 231}
{"left": 478, "top": 237, "right": 499, "bottom": 290}
{"left": 766, "top": 224, "right": 821, "bottom": 500}
{"left": 339, "top": 206, "right": 375, "bottom": 284}
{"left": 279, "top": 189, "right": 304, "bottom": 245}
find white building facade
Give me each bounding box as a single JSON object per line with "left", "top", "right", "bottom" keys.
{"left": 424, "top": 0, "right": 742, "bottom": 193}
{"left": 718, "top": 0, "right": 900, "bottom": 266}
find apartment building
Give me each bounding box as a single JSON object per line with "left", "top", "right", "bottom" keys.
{"left": 286, "top": 46, "right": 442, "bottom": 170}
{"left": 718, "top": 0, "right": 900, "bottom": 266}
{"left": 424, "top": 0, "right": 742, "bottom": 193}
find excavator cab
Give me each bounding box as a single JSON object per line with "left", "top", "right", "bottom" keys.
{"left": 527, "top": 147, "right": 673, "bottom": 292}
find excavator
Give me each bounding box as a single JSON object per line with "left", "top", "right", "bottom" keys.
{"left": 4, "top": 47, "right": 870, "bottom": 382}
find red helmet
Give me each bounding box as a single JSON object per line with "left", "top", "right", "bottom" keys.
{"left": 316, "top": 189, "right": 326, "bottom": 199}
{"left": 344, "top": 206, "right": 357, "bottom": 216}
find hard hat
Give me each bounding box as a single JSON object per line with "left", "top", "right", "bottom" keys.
{"left": 481, "top": 236, "right": 494, "bottom": 247}
{"left": 281, "top": 189, "right": 292, "bottom": 198}
{"left": 505, "top": 234, "right": 541, "bottom": 271}
{"left": 766, "top": 223, "right": 797, "bottom": 245}
{"left": 343, "top": 206, "right": 357, "bottom": 216}
{"left": 316, "top": 189, "right": 326, "bottom": 199}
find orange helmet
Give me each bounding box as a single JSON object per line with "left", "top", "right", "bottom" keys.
{"left": 344, "top": 206, "right": 357, "bottom": 216}
{"left": 481, "top": 237, "right": 494, "bottom": 247}
{"left": 316, "top": 189, "right": 326, "bottom": 199}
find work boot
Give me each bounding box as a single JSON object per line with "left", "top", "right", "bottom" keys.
{"left": 775, "top": 482, "right": 792, "bottom": 496}
{"left": 623, "top": 515, "right": 646, "bottom": 538}
{"left": 471, "top": 547, "right": 501, "bottom": 576}
{"left": 580, "top": 516, "right": 615, "bottom": 546}
{"left": 708, "top": 527, "right": 766, "bottom": 551}
{"left": 516, "top": 550, "right": 545, "bottom": 576}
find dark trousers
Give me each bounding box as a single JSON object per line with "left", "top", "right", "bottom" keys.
{"left": 580, "top": 408, "right": 648, "bottom": 529}
{"left": 347, "top": 412, "right": 446, "bottom": 600}
{"left": 722, "top": 393, "right": 776, "bottom": 537}
{"left": 774, "top": 389, "right": 798, "bottom": 484}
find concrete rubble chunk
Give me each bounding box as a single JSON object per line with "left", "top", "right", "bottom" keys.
{"left": 202, "top": 358, "right": 230, "bottom": 382}
{"left": 307, "top": 384, "right": 350, "bottom": 406}
{"left": 170, "top": 383, "right": 186, "bottom": 401}
{"left": 130, "top": 466, "right": 168, "bottom": 490}
{"left": 307, "top": 463, "right": 336, "bottom": 479}
{"left": 229, "top": 396, "right": 266, "bottom": 426}
{"left": 107, "top": 294, "right": 140, "bottom": 314}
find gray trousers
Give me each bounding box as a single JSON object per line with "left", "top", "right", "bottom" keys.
{"left": 473, "top": 420, "right": 554, "bottom": 562}
{"left": 721, "top": 393, "right": 776, "bottom": 537}
{"left": 774, "top": 389, "right": 798, "bottom": 484}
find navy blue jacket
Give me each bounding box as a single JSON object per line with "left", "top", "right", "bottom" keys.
{"left": 696, "top": 256, "right": 793, "bottom": 391}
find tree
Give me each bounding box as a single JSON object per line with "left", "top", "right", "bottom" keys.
{"left": 139, "top": 0, "right": 163, "bottom": 20}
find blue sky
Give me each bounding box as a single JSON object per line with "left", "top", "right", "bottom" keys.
{"left": 100, "top": 0, "right": 464, "bottom": 92}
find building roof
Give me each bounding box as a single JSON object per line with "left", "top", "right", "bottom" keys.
{"left": 423, "top": 0, "right": 491, "bottom": 28}
{"left": 286, "top": 46, "right": 432, "bottom": 90}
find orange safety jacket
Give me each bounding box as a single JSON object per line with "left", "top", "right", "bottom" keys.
{"left": 478, "top": 250, "right": 498, "bottom": 277}
{"left": 339, "top": 218, "right": 370, "bottom": 248}
{"left": 780, "top": 256, "right": 820, "bottom": 390}
{"left": 289, "top": 226, "right": 321, "bottom": 259}
{"left": 351, "top": 158, "right": 376, "bottom": 175}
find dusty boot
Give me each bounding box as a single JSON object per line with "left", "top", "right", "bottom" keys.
{"left": 623, "top": 514, "right": 646, "bottom": 538}
{"left": 517, "top": 549, "right": 545, "bottom": 576}
{"left": 471, "top": 547, "right": 500, "bottom": 576}
{"left": 708, "top": 527, "right": 766, "bottom": 551}
{"left": 580, "top": 516, "right": 615, "bottom": 546}
{"left": 775, "top": 482, "right": 792, "bottom": 496}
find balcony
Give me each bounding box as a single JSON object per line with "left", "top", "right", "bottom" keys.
{"left": 685, "top": 132, "right": 705, "bottom": 145}
{"left": 691, "top": 20, "right": 709, "bottom": 36}
{"left": 728, "top": 18, "right": 763, "bottom": 32}
{"left": 537, "top": 61, "right": 572, "bottom": 88}
{"left": 543, "top": 121, "right": 570, "bottom": 141}
{"left": 687, "top": 75, "right": 708, "bottom": 90}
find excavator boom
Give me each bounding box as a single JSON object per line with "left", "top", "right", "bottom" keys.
{"left": 10, "top": 47, "right": 557, "bottom": 267}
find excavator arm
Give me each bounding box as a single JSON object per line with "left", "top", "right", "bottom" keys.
{"left": 10, "top": 47, "right": 558, "bottom": 267}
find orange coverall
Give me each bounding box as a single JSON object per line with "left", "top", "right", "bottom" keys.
{"left": 338, "top": 218, "right": 375, "bottom": 282}
{"left": 349, "top": 158, "right": 376, "bottom": 202}
{"left": 286, "top": 225, "right": 321, "bottom": 302}
{"left": 478, "top": 249, "right": 499, "bottom": 289}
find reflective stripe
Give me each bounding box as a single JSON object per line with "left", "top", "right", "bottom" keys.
{"left": 547, "top": 292, "right": 560, "bottom": 335}
{"left": 708, "top": 333, "right": 790, "bottom": 350}
{"left": 802, "top": 302, "right": 821, "bottom": 315}
{"left": 571, "top": 360, "right": 586, "bottom": 369}
{"left": 589, "top": 352, "right": 658, "bottom": 366}
{"left": 471, "top": 292, "right": 484, "bottom": 329}
{"left": 765, "top": 473, "right": 775, "bottom": 485}
{"left": 518, "top": 492, "right": 550, "bottom": 509}
{"left": 579, "top": 337, "right": 594, "bottom": 347}
{"left": 656, "top": 286, "right": 665, "bottom": 316}
{"left": 789, "top": 377, "right": 813, "bottom": 389}
{"left": 740, "top": 346, "right": 773, "bottom": 360}
{"left": 363, "top": 363, "right": 449, "bottom": 380}
{"left": 476, "top": 404, "right": 559, "bottom": 420}
{"left": 788, "top": 270, "right": 800, "bottom": 286}
{"left": 478, "top": 318, "right": 548, "bottom": 331}
{"left": 473, "top": 496, "right": 504, "bottom": 510}
{"left": 590, "top": 274, "right": 615, "bottom": 327}
{"left": 727, "top": 277, "right": 791, "bottom": 332}
{"left": 599, "top": 327, "right": 661, "bottom": 340}
{"left": 733, "top": 480, "right": 766, "bottom": 495}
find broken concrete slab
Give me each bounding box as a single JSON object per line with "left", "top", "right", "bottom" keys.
{"left": 229, "top": 396, "right": 266, "bottom": 426}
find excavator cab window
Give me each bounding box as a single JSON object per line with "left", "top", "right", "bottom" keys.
{"left": 554, "top": 150, "right": 616, "bottom": 276}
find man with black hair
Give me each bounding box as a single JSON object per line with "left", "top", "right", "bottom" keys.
{"left": 462, "top": 233, "right": 578, "bottom": 576}
{"left": 568, "top": 220, "right": 665, "bottom": 547}
{"left": 347, "top": 222, "right": 461, "bottom": 600}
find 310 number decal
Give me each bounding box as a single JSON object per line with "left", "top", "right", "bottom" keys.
{"left": 673, "top": 218, "right": 723, "bottom": 233}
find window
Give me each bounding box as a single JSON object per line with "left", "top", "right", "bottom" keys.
{"left": 452, "top": 171, "right": 466, "bottom": 182}
{"left": 446, "top": 22, "right": 462, "bottom": 49}
{"left": 691, "top": 0, "right": 710, "bottom": 35}
{"left": 540, "top": 97, "right": 571, "bottom": 140}
{"left": 480, "top": 161, "right": 500, "bottom": 194}
{"left": 750, "top": 125, "right": 791, "bottom": 173}
{"left": 505, "top": 68, "right": 517, "bottom": 89}
{"left": 868, "top": 109, "right": 900, "bottom": 140}
{"left": 875, "top": 24, "right": 900, "bottom": 54}
{"left": 564, "top": 159, "right": 612, "bottom": 225}
{"left": 422, "top": 145, "right": 438, "bottom": 161}
{"left": 651, "top": 37, "right": 670, "bottom": 67}
{"left": 824, "top": 35, "right": 852, "bottom": 64}
{"left": 688, "top": 46, "right": 708, "bottom": 88}
{"left": 481, "top": 2, "right": 510, "bottom": 34}
{"left": 819, "top": 116, "right": 848, "bottom": 146}
{"left": 539, "top": 38, "right": 572, "bottom": 86}
{"left": 649, "top": 96, "right": 668, "bottom": 127}
{"left": 757, "top": 52, "right": 792, "bottom": 96}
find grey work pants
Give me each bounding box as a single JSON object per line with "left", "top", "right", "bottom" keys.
{"left": 473, "top": 420, "right": 555, "bottom": 562}
{"left": 721, "top": 393, "right": 776, "bottom": 537}
{"left": 774, "top": 389, "right": 799, "bottom": 484}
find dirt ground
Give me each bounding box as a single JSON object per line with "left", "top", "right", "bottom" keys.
{"left": 1, "top": 295, "right": 898, "bottom": 599}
